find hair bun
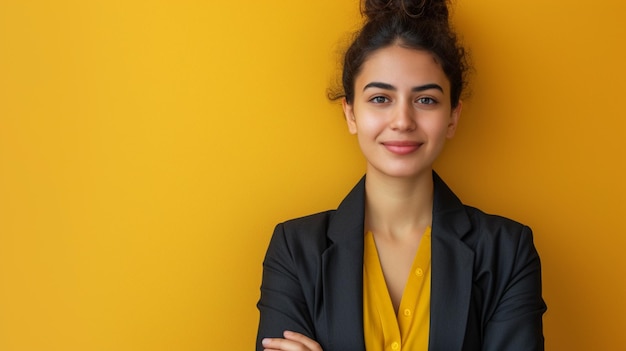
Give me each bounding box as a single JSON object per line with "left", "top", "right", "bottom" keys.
{"left": 363, "top": 0, "right": 449, "bottom": 22}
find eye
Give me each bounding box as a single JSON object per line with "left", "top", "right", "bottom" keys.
{"left": 369, "top": 96, "right": 390, "bottom": 104}
{"left": 416, "top": 97, "right": 437, "bottom": 105}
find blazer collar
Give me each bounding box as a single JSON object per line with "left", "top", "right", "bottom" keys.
{"left": 429, "top": 172, "right": 474, "bottom": 350}
{"left": 322, "top": 176, "right": 366, "bottom": 350}
{"left": 322, "top": 172, "right": 474, "bottom": 350}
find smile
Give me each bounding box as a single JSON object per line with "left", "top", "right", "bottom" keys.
{"left": 382, "top": 141, "right": 422, "bottom": 155}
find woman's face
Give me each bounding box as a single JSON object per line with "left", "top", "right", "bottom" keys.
{"left": 343, "top": 45, "right": 461, "bottom": 180}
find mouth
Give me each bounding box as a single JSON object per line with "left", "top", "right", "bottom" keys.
{"left": 382, "top": 141, "right": 422, "bottom": 155}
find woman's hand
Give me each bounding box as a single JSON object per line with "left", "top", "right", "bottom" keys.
{"left": 262, "top": 330, "right": 323, "bottom": 351}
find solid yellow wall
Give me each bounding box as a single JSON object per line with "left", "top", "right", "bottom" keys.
{"left": 0, "top": 0, "right": 624, "bottom": 350}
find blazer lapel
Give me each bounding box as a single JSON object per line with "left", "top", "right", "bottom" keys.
{"left": 429, "top": 172, "right": 474, "bottom": 350}
{"left": 321, "top": 176, "right": 367, "bottom": 350}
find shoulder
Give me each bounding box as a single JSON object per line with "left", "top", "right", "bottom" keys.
{"left": 279, "top": 210, "right": 337, "bottom": 243}
{"left": 464, "top": 206, "right": 530, "bottom": 237}
{"left": 432, "top": 172, "right": 534, "bottom": 253}
{"left": 280, "top": 210, "right": 336, "bottom": 235}
{"left": 266, "top": 211, "right": 337, "bottom": 260}
{"left": 463, "top": 205, "right": 532, "bottom": 243}
{"left": 264, "top": 176, "right": 366, "bottom": 267}
{"left": 461, "top": 205, "right": 539, "bottom": 275}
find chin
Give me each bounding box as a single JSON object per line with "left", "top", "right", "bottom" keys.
{"left": 369, "top": 166, "right": 431, "bottom": 180}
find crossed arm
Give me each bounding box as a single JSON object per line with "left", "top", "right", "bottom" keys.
{"left": 261, "top": 331, "right": 322, "bottom": 351}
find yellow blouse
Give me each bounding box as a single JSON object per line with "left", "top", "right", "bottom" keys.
{"left": 363, "top": 227, "right": 432, "bottom": 351}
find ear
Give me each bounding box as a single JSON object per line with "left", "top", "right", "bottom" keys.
{"left": 342, "top": 98, "right": 358, "bottom": 135}
{"left": 446, "top": 100, "right": 462, "bottom": 139}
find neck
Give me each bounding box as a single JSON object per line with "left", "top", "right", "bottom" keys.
{"left": 364, "top": 170, "right": 434, "bottom": 240}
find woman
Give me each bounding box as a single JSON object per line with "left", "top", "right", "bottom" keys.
{"left": 257, "top": 0, "right": 546, "bottom": 350}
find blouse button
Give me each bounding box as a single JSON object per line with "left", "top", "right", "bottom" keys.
{"left": 391, "top": 341, "right": 400, "bottom": 350}
{"left": 403, "top": 309, "right": 411, "bottom": 317}
{"left": 415, "top": 268, "right": 424, "bottom": 277}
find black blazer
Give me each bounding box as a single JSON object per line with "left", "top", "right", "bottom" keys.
{"left": 257, "top": 172, "right": 546, "bottom": 350}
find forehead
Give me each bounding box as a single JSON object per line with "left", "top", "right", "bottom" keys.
{"left": 356, "top": 45, "right": 450, "bottom": 91}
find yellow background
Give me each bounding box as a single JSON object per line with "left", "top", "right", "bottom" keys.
{"left": 1, "top": 0, "right": 624, "bottom": 350}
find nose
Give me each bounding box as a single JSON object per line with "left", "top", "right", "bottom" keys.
{"left": 390, "top": 100, "right": 416, "bottom": 131}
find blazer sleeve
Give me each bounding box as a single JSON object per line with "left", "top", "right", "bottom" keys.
{"left": 256, "top": 223, "right": 317, "bottom": 351}
{"left": 482, "top": 226, "right": 547, "bottom": 351}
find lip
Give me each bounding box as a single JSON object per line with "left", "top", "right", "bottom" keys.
{"left": 382, "top": 141, "right": 422, "bottom": 155}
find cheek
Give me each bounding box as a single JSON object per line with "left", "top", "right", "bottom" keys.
{"left": 355, "top": 118, "right": 384, "bottom": 149}
{"left": 421, "top": 115, "right": 452, "bottom": 136}
{"left": 356, "top": 112, "right": 387, "bottom": 133}
{"left": 417, "top": 122, "right": 437, "bottom": 137}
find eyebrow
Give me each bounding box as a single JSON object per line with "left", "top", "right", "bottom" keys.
{"left": 363, "top": 82, "right": 444, "bottom": 93}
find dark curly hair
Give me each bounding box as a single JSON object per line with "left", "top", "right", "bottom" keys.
{"left": 332, "top": 0, "right": 470, "bottom": 108}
